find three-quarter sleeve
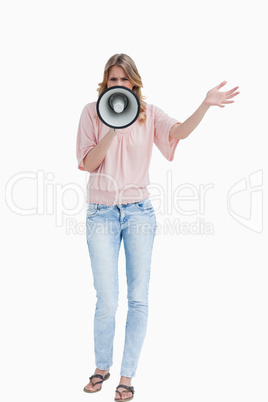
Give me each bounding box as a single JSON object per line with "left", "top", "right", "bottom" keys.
{"left": 76, "top": 104, "right": 97, "bottom": 171}
{"left": 153, "top": 105, "right": 181, "bottom": 161}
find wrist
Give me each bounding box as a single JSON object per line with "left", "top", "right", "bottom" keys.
{"left": 108, "top": 128, "right": 118, "bottom": 136}
{"left": 202, "top": 98, "right": 211, "bottom": 109}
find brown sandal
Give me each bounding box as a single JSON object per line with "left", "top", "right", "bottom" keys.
{"left": 83, "top": 372, "right": 110, "bottom": 393}
{"left": 114, "top": 384, "right": 135, "bottom": 401}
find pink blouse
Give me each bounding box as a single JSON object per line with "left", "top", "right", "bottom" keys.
{"left": 76, "top": 102, "right": 180, "bottom": 205}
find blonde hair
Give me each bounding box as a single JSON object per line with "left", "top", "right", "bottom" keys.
{"left": 97, "top": 54, "right": 147, "bottom": 124}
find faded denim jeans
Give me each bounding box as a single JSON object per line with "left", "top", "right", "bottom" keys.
{"left": 86, "top": 197, "right": 157, "bottom": 378}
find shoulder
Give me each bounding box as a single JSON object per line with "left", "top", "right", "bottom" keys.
{"left": 144, "top": 103, "right": 160, "bottom": 118}
{"left": 145, "top": 104, "right": 169, "bottom": 122}
{"left": 82, "top": 101, "right": 97, "bottom": 115}
{"left": 145, "top": 103, "right": 164, "bottom": 115}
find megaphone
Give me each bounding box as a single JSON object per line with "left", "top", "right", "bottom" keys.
{"left": 96, "top": 86, "right": 140, "bottom": 130}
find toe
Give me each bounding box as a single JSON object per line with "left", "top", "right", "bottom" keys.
{"left": 85, "top": 382, "right": 99, "bottom": 392}
{"left": 122, "top": 392, "right": 131, "bottom": 400}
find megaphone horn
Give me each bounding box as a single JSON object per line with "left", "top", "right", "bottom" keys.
{"left": 96, "top": 86, "right": 140, "bottom": 130}
{"left": 108, "top": 93, "right": 128, "bottom": 114}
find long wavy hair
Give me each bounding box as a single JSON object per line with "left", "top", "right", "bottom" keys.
{"left": 97, "top": 54, "right": 147, "bottom": 124}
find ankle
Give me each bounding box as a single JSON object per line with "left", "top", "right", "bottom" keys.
{"left": 120, "top": 375, "right": 132, "bottom": 385}
{"left": 95, "top": 367, "right": 109, "bottom": 375}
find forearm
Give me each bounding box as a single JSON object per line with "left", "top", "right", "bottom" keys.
{"left": 83, "top": 128, "right": 117, "bottom": 172}
{"left": 170, "top": 101, "right": 210, "bottom": 140}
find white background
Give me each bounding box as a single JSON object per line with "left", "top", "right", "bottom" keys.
{"left": 1, "top": 0, "right": 267, "bottom": 401}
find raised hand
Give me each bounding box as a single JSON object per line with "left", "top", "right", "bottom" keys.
{"left": 204, "top": 81, "right": 240, "bottom": 108}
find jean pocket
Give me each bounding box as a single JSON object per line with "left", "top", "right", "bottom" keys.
{"left": 134, "top": 198, "right": 154, "bottom": 211}
{"left": 86, "top": 203, "right": 99, "bottom": 218}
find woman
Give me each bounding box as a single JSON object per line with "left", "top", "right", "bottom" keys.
{"left": 76, "top": 54, "right": 239, "bottom": 401}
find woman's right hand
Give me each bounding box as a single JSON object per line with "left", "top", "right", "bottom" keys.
{"left": 83, "top": 128, "right": 118, "bottom": 172}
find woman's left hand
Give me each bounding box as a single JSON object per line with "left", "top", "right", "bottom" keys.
{"left": 204, "top": 81, "right": 240, "bottom": 108}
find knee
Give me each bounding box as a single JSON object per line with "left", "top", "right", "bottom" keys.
{"left": 96, "top": 297, "right": 118, "bottom": 320}
{"left": 128, "top": 298, "right": 148, "bottom": 312}
{"left": 128, "top": 287, "right": 148, "bottom": 309}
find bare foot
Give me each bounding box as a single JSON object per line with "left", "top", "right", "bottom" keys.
{"left": 115, "top": 376, "right": 133, "bottom": 400}
{"left": 84, "top": 367, "right": 110, "bottom": 392}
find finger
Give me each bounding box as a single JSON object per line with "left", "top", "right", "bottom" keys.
{"left": 216, "top": 81, "right": 227, "bottom": 90}
{"left": 226, "top": 91, "right": 240, "bottom": 99}
{"left": 226, "top": 86, "right": 239, "bottom": 95}
{"left": 222, "top": 100, "right": 234, "bottom": 104}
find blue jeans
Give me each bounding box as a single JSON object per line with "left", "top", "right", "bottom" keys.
{"left": 86, "top": 197, "right": 156, "bottom": 378}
